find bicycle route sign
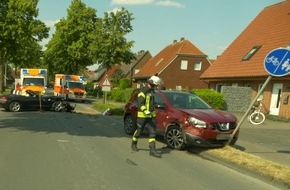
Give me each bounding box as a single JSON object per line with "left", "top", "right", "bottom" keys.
{"left": 264, "top": 48, "right": 290, "bottom": 77}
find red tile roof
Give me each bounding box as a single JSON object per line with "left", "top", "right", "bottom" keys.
{"left": 201, "top": 0, "right": 290, "bottom": 79}
{"left": 134, "top": 39, "right": 205, "bottom": 78}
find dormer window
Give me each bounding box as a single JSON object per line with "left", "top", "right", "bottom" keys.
{"left": 242, "top": 45, "right": 261, "bottom": 61}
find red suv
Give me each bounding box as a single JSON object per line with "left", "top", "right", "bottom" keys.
{"left": 123, "top": 90, "right": 239, "bottom": 149}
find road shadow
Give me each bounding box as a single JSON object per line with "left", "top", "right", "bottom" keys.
{"left": 232, "top": 144, "right": 290, "bottom": 155}
{"left": 277, "top": 150, "right": 290, "bottom": 154}
{"left": 0, "top": 109, "right": 127, "bottom": 138}
{"left": 233, "top": 144, "right": 246, "bottom": 151}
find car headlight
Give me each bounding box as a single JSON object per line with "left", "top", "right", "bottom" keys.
{"left": 188, "top": 117, "right": 207, "bottom": 128}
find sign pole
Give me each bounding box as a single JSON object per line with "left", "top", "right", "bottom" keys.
{"left": 38, "top": 91, "right": 43, "bottom": 112}
{"left": 104, "top": 91, "right": 107, "bottom": 105}
{"left": 229, "top": 75, "right": 272, "bottom": 142}
{"left": 228, "top": 47, "right": 290, "bottom": 145}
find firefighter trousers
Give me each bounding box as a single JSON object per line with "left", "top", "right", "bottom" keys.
{"left": 132, "top": 117, "right": 157, "bottom": 142}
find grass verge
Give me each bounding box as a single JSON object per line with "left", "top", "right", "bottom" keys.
{"left": 207, "top": 146, "right": 290, "bottom": 187}
{"left": 93, "top": 100, "right": 125, "bottom": 115}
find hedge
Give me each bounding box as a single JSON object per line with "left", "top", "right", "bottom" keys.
{"left": 106, "top": 88, "right": 225, "bottom": 110}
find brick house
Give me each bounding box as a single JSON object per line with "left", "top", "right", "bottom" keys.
{"left": 133, "top": 38, "right": 212, "bottom": 91}
{"left": 94, "top": 50, "right": 152, "bottom": 87}
{"left": 200, "top": 1, "right": 290, "bottom": 118}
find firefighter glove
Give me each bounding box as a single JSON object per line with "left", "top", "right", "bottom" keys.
{"left": 144, "top": 110, "right": 151, "bottom": 115}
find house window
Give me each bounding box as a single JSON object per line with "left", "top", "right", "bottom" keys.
{"left": 194, "top": 61, "right": 202, "bottom": 71}
{"left": 242, "top": 45, "right": 261, "bottom": 61}
{"left": 134, "top": 69, "right": 139, "bottom": 74}
{"left": 180, "top": 60, "right": 188, "bottom": 70}
{"left": 216, "top": 83, "right": 223, "bottom": 93}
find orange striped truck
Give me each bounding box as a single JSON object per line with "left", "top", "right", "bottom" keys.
{"left": 16, "top": 68, "right": 47, "bottom": 95}
{"left": 54, "top": 74, "right": 86, "bottom": 101}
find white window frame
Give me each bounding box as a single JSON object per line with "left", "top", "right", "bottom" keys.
{"left": 180, "top": 60, "right": 188, "bottom": 70}
{"left": 216, "top": 83, "right": 223, "bottom": 93}
{"left": 194, "top": 61, "right": 202, "bottom": 71}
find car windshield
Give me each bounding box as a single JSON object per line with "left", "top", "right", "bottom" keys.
{"left": 163, "top": 91, "right": 211, "bottom": 109}
{"left": 68, "top": 82, "right": 84, "bottom": 89}
{"left": 23, "top": 78, "right": 44, "bottom": 86}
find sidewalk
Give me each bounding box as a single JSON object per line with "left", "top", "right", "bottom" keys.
{"left": 232, "top": 112, "right": 290, "bottom": 168}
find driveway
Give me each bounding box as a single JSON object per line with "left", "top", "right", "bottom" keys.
{"left": 232, "top": 112, "right": 290, "bottom": 168}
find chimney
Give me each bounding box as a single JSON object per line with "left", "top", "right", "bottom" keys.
{"left": 180, "top": 37, "right": 185, "bottom": 41}
{"left": 173, "top": 40, "right": 177, "bottom": 43}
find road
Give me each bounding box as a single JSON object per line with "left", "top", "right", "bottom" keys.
{"left": 0, "top": 107, "right": 285, "bottom": 190}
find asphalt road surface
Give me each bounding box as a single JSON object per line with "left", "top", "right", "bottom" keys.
{"left": 0, "top": 108, "right": 285, "bottom": 190}
{"left": 232, "top": 112, "right": 290, "bottom": 168}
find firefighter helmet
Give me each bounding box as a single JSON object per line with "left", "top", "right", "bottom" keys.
{"left": 148, "top": 76, "right": 162, "bottom": 86}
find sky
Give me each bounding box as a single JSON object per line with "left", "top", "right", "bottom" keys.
{"left": 37, "top": 0, "right": 283, "bottom": 61}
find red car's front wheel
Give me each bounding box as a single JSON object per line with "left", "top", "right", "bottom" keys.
{"left": 124, "top": 114, "right": 137, "bottom": 135}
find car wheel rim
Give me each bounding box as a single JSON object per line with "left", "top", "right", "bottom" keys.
{"left": 10, "top": 102, "right": 20, "bottom": 112}
{"left": 52, "top": 101, "right": 62, "bottom": 111}
{"left": 166, "top": 128, "right": 184, "bottom": 149}
{"left": 124, "top": 116, "right": 134, "bottom": 134}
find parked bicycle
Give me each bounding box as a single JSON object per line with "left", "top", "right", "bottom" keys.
{"left": 248, "top": 99, "right": 266, "bottom": 125}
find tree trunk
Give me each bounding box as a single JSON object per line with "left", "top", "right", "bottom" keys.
{"left": 0, "top": 52, "right": 4, "bottom": 93}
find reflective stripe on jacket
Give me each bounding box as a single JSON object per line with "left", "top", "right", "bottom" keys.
{"left": 137, "top": 89, "right": 156, "bottom": 118}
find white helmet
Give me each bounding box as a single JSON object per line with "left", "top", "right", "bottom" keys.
{"left": 148, "top": 76, "right": 162, "bottom": 86}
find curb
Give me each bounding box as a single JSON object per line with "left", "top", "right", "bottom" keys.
{"left": 196, "top": 150, "right": 290, "bottom": 190}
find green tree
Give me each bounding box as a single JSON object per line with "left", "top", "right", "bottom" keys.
{"left": 0, "top": 0, "right": 49, "bottom": 92}
{"left": 44, "top": 0, "right": 99, "bottom": 76}
{"left": 92, "top": 7, "right": 135, "bottom": 69}
{"left": 44, "top": 1, "right": 135, "bottom": 78}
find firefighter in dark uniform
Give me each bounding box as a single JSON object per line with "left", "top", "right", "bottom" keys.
{"left": 131, "top": 76, "right": 162, "bottom": 158}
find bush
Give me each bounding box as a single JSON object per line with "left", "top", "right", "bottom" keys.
{"left": 192, "top": 89, "right": 225, "bottom": 110}
{"left": 108, "top": 88, "right": 124, "bottom": 102}
{"left": 119, "top": 78, "right": 130, "bottom": 90}
{"left": 108, "top": 88, "right": 135, "bottom": 103}
{"left": 105, "top": 88, "right": 225, "bottom": 110}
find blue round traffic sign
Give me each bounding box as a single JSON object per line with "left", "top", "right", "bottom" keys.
{"left": 264, "top": 48, "right": 290, "bottom": 77}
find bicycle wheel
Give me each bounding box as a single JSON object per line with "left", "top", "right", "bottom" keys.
{"left": 249, "top": 112, "right": 265, "bottom": 125}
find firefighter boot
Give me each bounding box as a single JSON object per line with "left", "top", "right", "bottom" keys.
{"left": 149, "top": 142, "right": 161, "bottom": 158}
{"left": 131, "top": 141, "right": 139, "bottom": 152}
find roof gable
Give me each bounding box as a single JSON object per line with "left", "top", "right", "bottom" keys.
{"left": 121, "top": 51, "right": 152, "bottom": 77}
{"left": 201, "top": 1, "right": 290, "bottom": 79}
{"left": 134, "top": 39, "right": 206, "bottom": 78}
{"left": 93, "top": 51, "right": 152, "bottom": 81}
